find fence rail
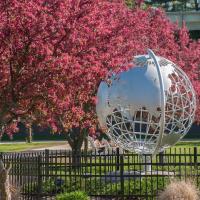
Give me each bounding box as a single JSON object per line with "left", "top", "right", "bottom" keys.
{"left": 1, "top": 147, "right": 200, "bottom": 199}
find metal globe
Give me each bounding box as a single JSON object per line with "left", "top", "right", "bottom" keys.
{"left": 96, "top": 49, "right": 196, "bottom": 155}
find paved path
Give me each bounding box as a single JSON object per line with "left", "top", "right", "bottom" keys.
{"left": 31, "top": 143, "right": 70, "bottom": 151}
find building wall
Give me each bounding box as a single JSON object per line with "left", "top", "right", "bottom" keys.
{"left": 167, "top": 11, "right": 200, "bottom": 31}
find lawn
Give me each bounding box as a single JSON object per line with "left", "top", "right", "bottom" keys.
{"left": 175, "top": 140, "right": 200, "bottom": 147}
{"left": 0, "top": 141, "right": 67, "bottom": 152}
{"left": 167, "top": 140, "right": 200, "bottom": 154}
{"left": 0, "top": 139, "right": 200, "bottom": 153}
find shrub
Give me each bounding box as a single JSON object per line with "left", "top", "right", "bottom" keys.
{"left": 56, "top": 191, "right": 89, "bottom": 200}
{"left": 158, "top": 180, "right": 199, "bottom": 200}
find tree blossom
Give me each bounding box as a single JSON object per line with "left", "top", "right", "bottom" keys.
{"left": 0, "top": 1, "right": 199, "bottom": 148}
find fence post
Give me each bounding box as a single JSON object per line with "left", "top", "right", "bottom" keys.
{"left": 120, "top": 155, "right": 124, "bottom": 196}
{"left": 116, "top": 148, "right": 120, "bottom": 171}
{"left": 45, "top": 149, "right": 49, "bottom": 179}
{"left": 194, "top": 147, "right": 197, "bottom": 167}
{"left": 159, "top": 151, "right": 164, "bottom": 165}
{"left": 0, "top": 152, "right": 3, "bottom": 160}
{"left": 37, "top": 155, "right": 42, "bottom": 199}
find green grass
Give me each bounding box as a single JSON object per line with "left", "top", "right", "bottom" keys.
{"left": 175, "top": 140, "right": 200, "bottom": 147}
{"left": 56, "top": 191, "right": 89, "bottom": 200}
{"left": 0, "top": 141, "right": 67, "bottom": 152}
{"left": 165, "top": 140, "right": 200, "bottom": 154}
{"left": 0, "top": 140, "right": 200, "bottom": 153}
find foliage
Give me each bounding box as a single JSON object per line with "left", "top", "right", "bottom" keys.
{"left": 0, "top": 0, "right": 72, "bottom": 136}
{"left": 23, "top": 176, "right": 169, "bottom": 197}
{"left": 158, "top": 180, "right": 199, "bottom": 200}
{"left": 42, "top": 4, "right": 200, "bottom": 138}
{"left": 23, "top": 175, "right": 200, "bottom": 199}
{"left": 0, "top": 0, "right": 199, "bottom": 143}
{"left": 56, "top": 191, "right": 89, "bottom": 200}
{"left": 0, "top": 0, "right": 139, "bottom": 142}
{"left": 125, "top": 0, "right": 135, "bottom": 8}
{"left": 125, "top": 0, "right": 145, "bottom": 7}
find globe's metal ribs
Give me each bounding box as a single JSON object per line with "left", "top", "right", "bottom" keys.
{"left": 96, "top": 50, "right": 196, "bottom": 155}
{"left": 148, "top": 49, "right": 166, "bottom": 155}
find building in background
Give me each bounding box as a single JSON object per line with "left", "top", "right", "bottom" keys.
{"left": 145, "top": 0, "right": 200, "bottom": 39}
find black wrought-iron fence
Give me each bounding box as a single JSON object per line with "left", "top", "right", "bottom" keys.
{"left": 1, "top": 147, "right": 200, "bottom": 199}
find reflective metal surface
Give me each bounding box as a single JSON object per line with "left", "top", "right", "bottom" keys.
{"left": 96, "top": 50, "right": 196, "bottom": 155}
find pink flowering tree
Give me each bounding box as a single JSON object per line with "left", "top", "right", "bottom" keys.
{"left": 0, "top": 0, "right": 53, "bottom": 136}
{"left": 0, "top": 0, "right": 96, "bottom": 137}
{"left": 36, "top": 0, "right": 139, "bottom": 163}
{"left": 37, "top": 5, "right": 200, "bottom": 168}
{"left": 0, "top": 0, "right": 199, "bottom": 163}
{"left": 0, "top": 0, "right": 138, "bottom": 157}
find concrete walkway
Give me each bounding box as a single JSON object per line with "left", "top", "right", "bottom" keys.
{"left": 31, "top": 143, "right": 70, "bottom": 151}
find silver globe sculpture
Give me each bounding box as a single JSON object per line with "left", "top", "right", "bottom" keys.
{"left": 96, "top": 49, "right": 196, "bottom": 155}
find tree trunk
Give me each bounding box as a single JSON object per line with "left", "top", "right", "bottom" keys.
{"left": 84, "top": 137, "right": 88, "bottom": 153}
{"left": 66, "top": 127, "right": 88, "bottom": 169}
{"left": 26, "top": 126, "right": 32, "bottom": 143}
{"left": 71, "top": 148, "right": 82, "bottom": 169}
{"left": 83, "top": 137, "right": 88, "bottom": 163}
{"left": 0, "top": 160, "right": 11, "bottom": 200}
{"left": 83, "top": 136, "right": 88, "bottom": 163}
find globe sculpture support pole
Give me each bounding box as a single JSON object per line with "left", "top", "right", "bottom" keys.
{"left": 147, "top": 49, "right": 166, "bottom": 156}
